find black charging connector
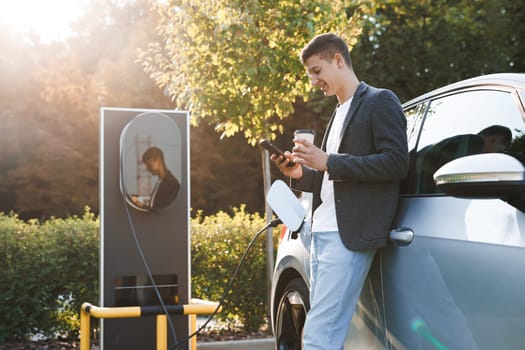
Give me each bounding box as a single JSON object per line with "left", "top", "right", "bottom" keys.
{"left": 290, "top": 221, "right": 304, "bottom": 239}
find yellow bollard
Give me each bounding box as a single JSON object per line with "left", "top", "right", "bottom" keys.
{"left": 80, "top": 303, "right": 91, "bottom": 350}
{"left": 190, "top": 314, "right": 197, "bottom": 350}
{"left": 157, "top": 314, "right": 168, "bottom": 350}
{"left": 188, "top": 298, "right": 221, "bottom": 350}
{"left": 79, "top": 300, "right": 220, "bottom": 350}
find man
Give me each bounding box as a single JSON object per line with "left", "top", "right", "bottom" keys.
{"left": 133, "top": 146, "right": 180, "bottom": 210}
{"left": 271, "top": 33, "right": 408, "bottom": 349}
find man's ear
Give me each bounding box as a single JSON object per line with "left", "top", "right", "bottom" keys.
{"left": 334, "top": 53, "right": 344, "bottom": 68}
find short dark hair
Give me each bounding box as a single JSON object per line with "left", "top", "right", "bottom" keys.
{"left": 142, "top": 146, "right": 165, "bottom": 164}
{"left": 300, "top": 33, "right": 352, "bottom": 68}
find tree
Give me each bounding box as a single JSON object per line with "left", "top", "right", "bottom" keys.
{"left": 10, "top": 55, "right": 100, "bottom": 218}
{"left": 0, "top": 0, "right": 176, "bottom": 219}
{"left": 140, "top": 0, "right": 365, "bottom": 142}
{"left": 0, "top": 23, "right": 44, "bottom": 214}
{"left": 352, "top": 0, "right": 525, "bottom": 102}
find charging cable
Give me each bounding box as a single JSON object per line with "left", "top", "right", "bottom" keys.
{"left": 170, "top": 217, "right": 281, "bottom": 349}
{"left": 123, "top": 198, "right": 181, "bottom": 349}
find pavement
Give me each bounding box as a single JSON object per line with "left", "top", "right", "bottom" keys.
{"left": 197, "top": 338, "right": 274, "bottom": 350}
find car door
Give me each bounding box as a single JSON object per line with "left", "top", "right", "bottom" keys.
{"left": 382, "top": 87, "right": 525, "bottom": 350}
{"left": 341, "top": 102, "right": 430, "bottom": 350}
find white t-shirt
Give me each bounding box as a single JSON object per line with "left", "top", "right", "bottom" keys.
{"left": 312, "top": 97, "right": 352, "bottom": 232}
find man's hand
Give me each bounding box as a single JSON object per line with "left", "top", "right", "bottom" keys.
{"left": 131, "top": 195, "right": 145, "bottom": 208}
{"left": 292, "top": 138, "right": 328, "bottom": 171}
{"left": 270, "top": 152, "right": 303, "bottom": 179}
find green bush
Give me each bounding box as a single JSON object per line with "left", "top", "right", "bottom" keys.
{"left": 191, "top": 206, "right": 278, "bottom": 332}
{"left": 0, "top": 208, "right": 98, "bottom": 343}
{"left": 0, "top": 205, "right": 277, "bottom": 343}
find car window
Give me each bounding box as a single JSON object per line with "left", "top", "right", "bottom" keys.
{"left": 410, "top": 89, "right": 525, "bottom": 195}
{"left": 400, "top": 103, "right": 427, "bottom": 194}
{"left": 519, "top": 89, "right": 525, "bottom": 110}
{"left": 405, "top": 102, "right": 427, "bottom": 149}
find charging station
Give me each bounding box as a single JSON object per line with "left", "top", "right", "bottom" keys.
{"left": 100, "top": 108, "right": 190, "bottom": 349}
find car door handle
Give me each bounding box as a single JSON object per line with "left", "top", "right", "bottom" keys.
{"left": 389, "top": 227, "right": 414, "bottom": 246}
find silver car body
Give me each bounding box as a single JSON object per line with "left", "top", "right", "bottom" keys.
{"left": 271, "top": 73, "right": 525, "bottom": 350}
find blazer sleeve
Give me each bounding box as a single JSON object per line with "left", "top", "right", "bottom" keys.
{"left": 291, "top": 165, "right": 317, "bottom": 193}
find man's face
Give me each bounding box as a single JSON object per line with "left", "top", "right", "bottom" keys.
{"left": 304, "top": 53, "right": 343, "bottom": 97}
{"left": 145, "top": 158, "right": 162, "bottom": 176}
{"left": 483, "top": 135, "right": 509, "bottom": 153}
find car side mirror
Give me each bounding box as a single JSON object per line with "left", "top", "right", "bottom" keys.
{"left": 433, "top": 153, "right": 525, "bottom": 199}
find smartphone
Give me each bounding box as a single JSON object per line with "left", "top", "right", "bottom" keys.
{"left": 259, "top": 139, "right": 296, "bottom": 167}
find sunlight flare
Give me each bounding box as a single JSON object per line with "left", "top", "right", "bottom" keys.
{"left": 0, "top": 0, "right": 85, "bottom": 42}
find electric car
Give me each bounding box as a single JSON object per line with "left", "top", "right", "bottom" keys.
{"left": 270, "top": 73, "right": 525, "bottom": 350}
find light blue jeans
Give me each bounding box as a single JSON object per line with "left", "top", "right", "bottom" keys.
{"left": 302, "top": 231, "right": 376, "bottom": 350}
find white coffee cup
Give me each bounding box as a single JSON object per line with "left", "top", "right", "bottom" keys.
{"left": 294, "top": 129, "right": 315, "bottom": 145}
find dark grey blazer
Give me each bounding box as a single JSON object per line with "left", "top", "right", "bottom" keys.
{"left": 292, "top": 82, "right": 409, "bottom": 251}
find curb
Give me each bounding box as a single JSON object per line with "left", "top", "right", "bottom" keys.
{"left": 197, "top": 337, "right": 274, "bottom": 350}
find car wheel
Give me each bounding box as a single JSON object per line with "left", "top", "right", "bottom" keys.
{"left": 275, "top": 277, "right": 310, "bottom": 350}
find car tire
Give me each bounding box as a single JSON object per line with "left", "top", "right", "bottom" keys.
{"left": 275, "top": 277, "right": 310, "bottom": 350}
